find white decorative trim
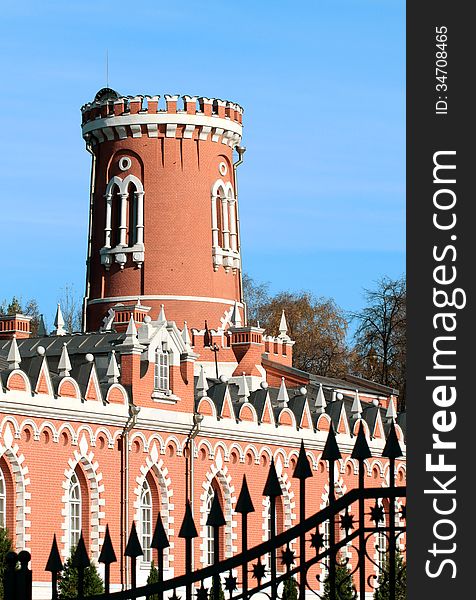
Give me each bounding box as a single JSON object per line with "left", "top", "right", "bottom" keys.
{"left": 129, "top": 124, "right": 142, "bottom": 138}
{"left": 166, "top": 124, "right": 177, "bottom": 138}
{"left": 119, "top": 157, "right": 132, "bottom": 171}
{"left": 0, "top": 434, "right": 30, "bottom": 551}
{"left": 183, "top": 124, "right": 195, "bottom": 139}
{"left": 60, "top": 439, "right": 105, "bottom": 560}
{"left": 147, "top": 124, "right": 158, "bottom": 137}
{"left": 115, "top": 126, "right": 128, "bottom": 140}
{"left": 82, "top": 113, "right": 242, "bottom": 141}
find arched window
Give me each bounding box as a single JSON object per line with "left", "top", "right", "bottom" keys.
{"left": 205, "top": 480, "right": 226, "bottom": 566}
{"left": 154, "top": 345, "right": 170, "bottom": 393}
{"left": 211, "top": 180, "right": 240, "bottom": 272}
{"left": 102, "top": 174, "right": 145, "bottom": 269}
{"left": 265, "top": 495, "right": 284, "bottom": 570}
{"left": 140, "top": 479, "right": 153, "bottom": 563}
{"left": 375, "top": 500, "right": 387, "bottom": 571}
{"left": 206, "top": 485, "right": 215, "bottom": 566}
{"left": 321, "top": 502, "right": 331, "bottom": 573}
{"left": 109, "top": 184, "right": 121, "bottom": 248}
{"left": 0, "top": 469, "right": 6, "bottom": 528}
{"left": 127, "top": 183, "right": 138, "bottom": 247}
{"left": 69, "top": 472, "right": 82, "bottom": 551}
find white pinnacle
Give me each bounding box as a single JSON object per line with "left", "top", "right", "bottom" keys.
{"left": 386, "top": 398, "right": 397, "bottom": 422}
{"left": 182, "top": 321, "right": 192, "bottom": 346}
{"left": 230, "top": 301, "right": 242, "bottom": 328}
{"left": 53, "top": 303, "right": 66, "bottom": 336}
{"left": 7, "top": 337, "right": 21, "bottom": 370}
{"left": 125, "top": 314, "right": 137, "bottom": 336}
{"left": 158, "top": 304, "right": 166, "bottom": 323}
{"left": 351, "top": 389, "right": 363, "bottom": 418}
{"left": 58, "top": 343, "right": 72, "bottom": 377}
{"left": 196, "top": 365, "right": 209, "bottom": 397}
{"left": 314, "top": 383, "right": 327, "bottom": 413}
{"left": 122, "top": 314, "right": 140, "bottom": 348}
{"left": 278, "top": 310, "right": 288, "bottom": 338}
{"left": 237, "top": 372, "right": 250, "bottom": 401}
{"left": 277, "top": 377, "right": 289, "bottom": 407}
{"left": 106, "top": 350, "right": 121, "bottom": 384}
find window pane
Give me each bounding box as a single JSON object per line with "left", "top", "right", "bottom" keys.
{"left": 141, "top": 480, "right": 152, "bottom": 563}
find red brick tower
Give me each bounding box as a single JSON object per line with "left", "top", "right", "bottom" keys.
{"left": 81, "top": 88, "right": 245, "bottom": 333}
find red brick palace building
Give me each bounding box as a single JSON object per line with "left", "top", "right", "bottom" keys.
{"left": 0, "top": 88, "right": 406, "bottom": 598}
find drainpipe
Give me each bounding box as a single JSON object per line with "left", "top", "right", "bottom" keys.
{"left": 232, "top": 146, "right": 246, "bottom": 322}
{"left": 184, "top": 412, "right": 203, "bottom": 571}
{"left": 82, "top": 141, "right": 97, "bottom": 333}
{"left": 121, "top": 403, "right": 141, "bottom": 590}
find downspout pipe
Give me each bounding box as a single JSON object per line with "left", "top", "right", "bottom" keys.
{"left": 232, "top": 146, "right": 246, "bottom": 322}
{"left": 121, "top": 403, "right": 141, "bottom": 590}
{"left": 184, "top": 412, "right": 203, "bottom": 572}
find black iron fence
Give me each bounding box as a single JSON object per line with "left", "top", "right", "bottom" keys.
{"left": 3, "top": 424, "right": 406, "bottom": 600}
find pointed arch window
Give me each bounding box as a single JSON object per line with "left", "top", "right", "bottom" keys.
{"left": 0, "top": 469, "right": 6, "bottom": 528}
{"left": 206, "top": 485, "right": 215, "bottom": 566}
{"left": 69, "top": 472, "right": 82, "bottom": 551}
{"left": 140, "top": 479, "right": 153, "bottom": 563}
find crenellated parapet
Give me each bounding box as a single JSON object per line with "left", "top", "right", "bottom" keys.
{"left": 81, "top": 89, "right": 243, "bottom": 148}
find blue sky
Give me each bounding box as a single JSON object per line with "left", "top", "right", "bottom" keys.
{"left": 0, "top": 1, "right": 405, "bottom": 337}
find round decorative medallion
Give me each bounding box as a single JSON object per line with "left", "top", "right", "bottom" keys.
{"left": 219, "top": 161, "right": 228, "bottom": 176}
{"left": 119, "top": 156, "right": 132, "bottom": 171}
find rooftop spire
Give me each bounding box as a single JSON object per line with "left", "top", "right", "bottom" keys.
{"left": 37, "top": 314, "right": 47, "bottom": 337}
{"left": 386, "top": 398, "right": 397, "bottom": 422}
{"left": 7, "top": 337, "right": 21, "bottom": 370}
{"left": 182, "top": 321, "right": 192, "bottom": 347}
{"left": 351, "top": 389, "right": 363, "bottom": 419}
{"left": 158, "top": 304, "right": 166, "bottom": 323}
{"left": 314, "top": 383, "right": 327, "bottom": 413}
{"left": 58, "top": 343, "right": 72, "bottom": 377}
{"left": 53, "top": 304, "right": 66, "bottom": 336}
{"left": 196, "top": 365, "right": 209, "bottom": 398}
{"left": 237, "top": 372, "right": 250, "bottom": 402}
{"left": 106, "top": 350, "right": 120, "bottom": 384}
{"left": 277, "top": 377, "right": 289, "bottom": 407}
{"left": 230, "top": 301, "right": 242, "bottom": 328}
{"left": 278, "top": 310, "right": 289, "bottom": 339}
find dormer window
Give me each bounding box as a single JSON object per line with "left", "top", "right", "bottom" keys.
{"left": 154, "top": 343, "right": 170, "bottom": 393}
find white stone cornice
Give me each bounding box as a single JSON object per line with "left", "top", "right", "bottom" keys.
{"left": 87, "top": 294, "right": 245, "bottom": 306}
{"left": 82, "top": 113, "right": 242, "bottom": 142}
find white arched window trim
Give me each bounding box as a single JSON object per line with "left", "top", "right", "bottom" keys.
{"left": 211, "top": 179, "right": 240, "bottom": 273}
{"left": 101, "top": 174, "right": 145, "bottom": 269}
